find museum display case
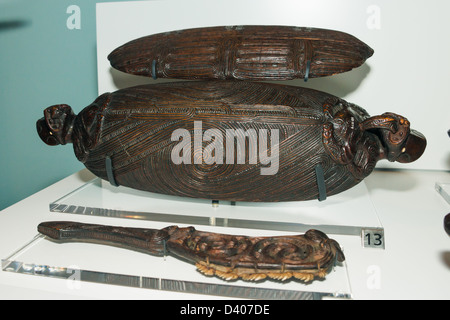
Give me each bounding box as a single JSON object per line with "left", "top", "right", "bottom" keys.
{"left": 1, "top": 0, "right": 449, "bottom": 301}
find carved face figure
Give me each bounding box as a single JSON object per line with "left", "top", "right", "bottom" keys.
{"left": 377, "top": 114, "right": 426, "bottom": 163}
{"left": 393, "top": 129, "right": 427, "bottom": 163}
{"left": 36, "top": 104, "right": 75, "bottom": 146}
{"left": 359, "top": 112, "right": 427, "bottom": 164}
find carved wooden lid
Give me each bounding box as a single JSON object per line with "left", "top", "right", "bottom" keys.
{"left": 108, "top": 25, "right": 373, "bottom": 81}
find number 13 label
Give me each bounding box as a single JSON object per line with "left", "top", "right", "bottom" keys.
{"left": 362, "top": 229, "right": 385, "bottom": 249}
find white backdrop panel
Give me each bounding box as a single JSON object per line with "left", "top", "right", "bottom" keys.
{"left": 96, "top": 0, "right": 450, "bottom": 171}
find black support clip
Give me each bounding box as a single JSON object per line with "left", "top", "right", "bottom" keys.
{"left": 315, "top": 164, "right": 327, "bottom": 202}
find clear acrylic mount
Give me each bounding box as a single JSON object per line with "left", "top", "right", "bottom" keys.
{"left": 2, "top": 233, "right": 352, "bottom": 300}
{"left": 3, "top": 178, "right": 385, "bottom": 299}
{"left": 436, "top": 182, "right": 450, "bottom": 205}
{"left": 49, "top": 178, "right": 383, "bottom": 236}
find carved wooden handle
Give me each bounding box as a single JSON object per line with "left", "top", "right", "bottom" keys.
{"left": 38, "top": 221, "right": 171, "bottom": 256}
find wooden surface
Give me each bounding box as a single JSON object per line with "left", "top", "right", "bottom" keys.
{"left": 108, "top": 25, "right": 374, "bottom": 81}
{"left": 37, "top": 81, "right": 425, "bottom": 202}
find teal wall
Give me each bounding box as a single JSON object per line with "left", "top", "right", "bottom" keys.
{"left": 0, "top": 0, "right": 135, "bottom": 210}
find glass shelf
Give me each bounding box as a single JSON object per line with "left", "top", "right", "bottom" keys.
{"left": 49, "top": 178, "right": 383, "bottom": 236}
{"left": 2, "top": 233, "right": 352, "bottom": 300}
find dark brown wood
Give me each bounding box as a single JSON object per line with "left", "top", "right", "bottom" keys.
{"left": 445, "top": 213, "right": 450, "bottom": 236}
{"left": 38, "top": 221, "right": 345, "bottom": 282}
{"left": 36, "top": 81, "right": 426, "bottom": 202}
{"left": 108, "top": 25, "right": 374, "bottom": 80}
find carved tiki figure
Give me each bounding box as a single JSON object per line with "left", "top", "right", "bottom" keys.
{"left": 36, "top": 81, "right": 426, "bottom": 202}
{"left": 107, "top": 25, "right": 374, "bottom": 81}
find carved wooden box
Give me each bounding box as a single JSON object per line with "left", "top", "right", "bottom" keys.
{"left": 37, "top": 81, "right": 426, "bottom": 202}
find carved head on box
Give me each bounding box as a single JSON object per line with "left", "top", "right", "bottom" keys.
{"left": 37, "top": 104, "right": 75, "bottom": 146}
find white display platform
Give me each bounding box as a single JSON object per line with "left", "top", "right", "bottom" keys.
{"left": 3, "top": 178, "right": 378, "bottom": 300}
{"left": 1, "top": 169, "right": 450, "bottom": 300}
